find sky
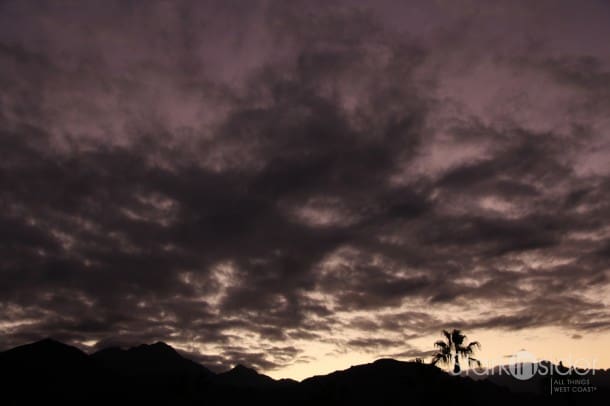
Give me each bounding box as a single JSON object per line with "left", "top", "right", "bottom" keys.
{"left": 0, "top": 0, "right": 609, "bottom": 380}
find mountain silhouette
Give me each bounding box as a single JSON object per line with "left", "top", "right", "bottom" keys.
{"left": 0, "top": 339, "right": 607, "bottom": 405}
{"left": 298, "top": 358, "right": 528, "bottom": 405}
{"left": 215, "top": 364, "right": 277, "bottom": 387}
{"left": 92, "top": 341, "right": 214, "bottom": 379}
{"left": 1, "top": 338, "right": 88, "bottom": 366}
{"left": 0, "top": 339, "right": 104, "bottom": 405}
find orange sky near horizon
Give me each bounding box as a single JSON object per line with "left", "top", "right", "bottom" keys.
{"left": 264, "top": 327, "right": 610, "bottom": 380}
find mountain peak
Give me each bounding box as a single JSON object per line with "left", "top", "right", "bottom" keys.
{"left": 216, "top": 363, "right": 275, "bottom": 387}
{"left": 373, "top": 358, "right": 403, "bottom": 365}
{"left": 1, "top": 337, "right": 89, "bottom": 368}
{"left": 30, "top": 337, "right": 71, "bottom": 348}
{"left": 37, "top": 337, "right": 61, "bottom": 344}
{"left": 130, "top": 341, "right": 179, "bottom": 357}
{"left": 8, "top": 338, "right": 85, "bottom": 355}
{"left": 231, "top": 364, "right": 258, "bottom": 374}
{"left": 150, "top": 341, "right": 175, "bottom": 351}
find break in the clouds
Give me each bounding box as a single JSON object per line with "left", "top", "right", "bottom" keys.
{"left": 1, "top": 0, "right": 609, "bottom": 374}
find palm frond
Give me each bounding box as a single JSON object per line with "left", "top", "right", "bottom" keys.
{"left": 467, "top": 357, "right": 481, "bottom": 368}
{"left": 431, "top": 352, "right": 452, "bottom": 366}
{"left": 458, "top": 347, "right": 472, "bottom": 356}
{"left": 442, "top": 329, "right": 452, "bottom": 345}
{"left": 458, "top": 341, "right": 479, "bottom": 355}
{"left": 434, "top": 340, "right": 449, "bottom": 350}
{"left": 466, "top": 341, "right": 480, "bottom": 350}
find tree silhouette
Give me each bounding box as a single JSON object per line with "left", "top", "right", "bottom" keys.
{"left": 431, "top": 329, "right": 481, "bottom": 374}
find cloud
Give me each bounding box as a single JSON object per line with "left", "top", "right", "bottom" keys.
{"left": 0, "top": 0, "right": 609, "bottom": 373}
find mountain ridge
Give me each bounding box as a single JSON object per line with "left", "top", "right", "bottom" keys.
{"left": 0, "top": 338, "right": 607, "bottom": 405}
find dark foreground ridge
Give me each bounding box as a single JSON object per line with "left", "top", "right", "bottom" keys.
{"left": 0, "top": 339, "right": 608, "bottom": 405}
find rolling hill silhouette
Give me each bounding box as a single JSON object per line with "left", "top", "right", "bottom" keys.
{"left": 0, "top": 339, "right": 607, "bottom": 405}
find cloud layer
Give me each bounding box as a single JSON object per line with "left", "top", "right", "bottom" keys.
{"left": 1, "top": 0, "right": 609, "bottom": 373}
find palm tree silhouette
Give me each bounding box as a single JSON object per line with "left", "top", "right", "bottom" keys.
{"left": 431, "top": 329, "right": 481, "bottom": 374}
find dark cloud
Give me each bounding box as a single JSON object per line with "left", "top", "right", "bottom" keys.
{"left": 0, "top": 0, "right": 609, "bottom": 374}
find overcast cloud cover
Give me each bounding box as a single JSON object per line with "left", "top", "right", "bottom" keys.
{"left": 1, "top": 0, "right": 609, "bottom": 374}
